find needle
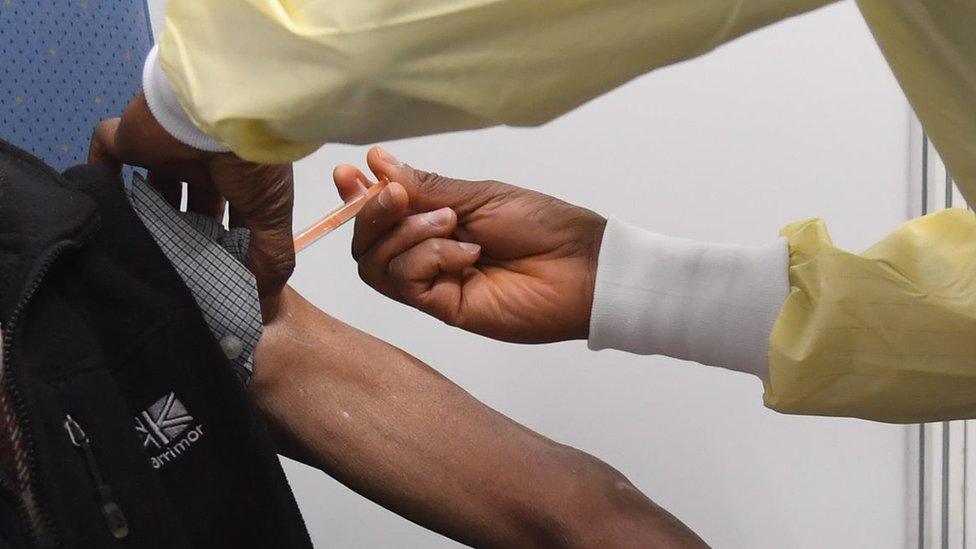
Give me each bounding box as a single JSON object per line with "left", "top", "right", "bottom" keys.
{"left": 294, "top": 177, "right": 390, "bottom": 253}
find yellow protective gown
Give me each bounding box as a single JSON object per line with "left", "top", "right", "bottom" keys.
{"left": 156, "top": 0, "right": 976, "bottom": 423}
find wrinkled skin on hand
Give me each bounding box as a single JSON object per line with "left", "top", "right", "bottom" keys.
{"left": 89, "top": 92, "right": 296, "bottom": 320}
{"left": 348, "top": 147, "right": 607, "bottom": 344}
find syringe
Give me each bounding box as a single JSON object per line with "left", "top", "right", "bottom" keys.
{"left": 294, "top": 176, "right": 390, "bottom": 253}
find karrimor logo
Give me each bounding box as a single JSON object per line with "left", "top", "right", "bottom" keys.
{"left": 134, "top": 393, "right": 203, "bottom": 469}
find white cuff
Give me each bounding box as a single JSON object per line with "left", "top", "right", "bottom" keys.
{"left": 142, "top": 46, "right": 231, "bottom": 153}
{"left": 588, "top": 219, "right": 789, "bottom": 380}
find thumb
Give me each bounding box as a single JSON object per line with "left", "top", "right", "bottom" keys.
{"left": 88, "top": 118, "right": 123, "bottom": 173}
{"left": 365, "top": 146, "right": 483, "bottom": 214}
{"left": 365, "top": 146, "right": 411, "bottom": 187}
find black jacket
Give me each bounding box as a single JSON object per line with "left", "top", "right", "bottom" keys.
{"left": 0, "top": 140, "right": 312, "bottom": 548}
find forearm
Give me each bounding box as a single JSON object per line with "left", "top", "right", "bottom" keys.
{"left": 251, "top": 286, "right": 705, "bottom": 548}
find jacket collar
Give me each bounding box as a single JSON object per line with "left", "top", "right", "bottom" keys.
{"left": 0, "top": 140, "right": 99, "bottom": 322}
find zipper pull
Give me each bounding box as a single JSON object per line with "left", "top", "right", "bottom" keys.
{"left": 64, "top": 415, "right": 129, "bottom": 540}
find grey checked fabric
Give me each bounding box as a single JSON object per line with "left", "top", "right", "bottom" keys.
{"left": 127, "top": 173, "right": 261, "bottom": 386}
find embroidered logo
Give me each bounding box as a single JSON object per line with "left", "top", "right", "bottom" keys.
{"left": 135, "top": 393, "right": 203, "bottom": 469}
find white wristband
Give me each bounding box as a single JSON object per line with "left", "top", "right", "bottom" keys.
{"left": 588, "top": 219, "right": 789, "bottom": 380}
{"left": 142, "top": 46, "right": 231, "bottom": 153}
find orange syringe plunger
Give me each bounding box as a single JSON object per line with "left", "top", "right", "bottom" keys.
{"left": 293, "top": 177, "right": 390, "bottom": 254}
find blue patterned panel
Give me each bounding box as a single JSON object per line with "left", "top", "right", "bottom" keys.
{"left": 0, "top": 0, "right": 153, "bottom": 170}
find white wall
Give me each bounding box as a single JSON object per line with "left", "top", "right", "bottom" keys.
{"left": 149, "top": 2, "right": 913, "bottom": 547}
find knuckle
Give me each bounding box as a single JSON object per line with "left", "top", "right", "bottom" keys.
{"left": 278, "top": 253, "right": 297, "bottom": 276}
{"left": 398, "top": 215, "right": 418, "bottom": 232}
{"left": 405, "top": 213, "right": 432, "bottom": 233}
{"left": 412, "top": 168, "right": 438, "bottom": 187}
{"left": 357, "top": 260, "right": 373, "bottom": 284}
{"left": 212, "top": 160, "right": 295, "bottom": 222}
{"left": 413, "top": 169, "right": 454, "bottom": 194}
{"left": 387, "top": 256, "right": 405, "bottom": 280}
{"left": 252, "top": 240, "right": 295, "bottom": 281}
{"left": 255, "top": 258, "right": 294, "bottom": 296}
{"left": 438, "top": 305, "right": 465, "bottom": 329}
{"left": 268, "top": 253, "right": 296, "bottom": 285}
{"left": 440, "top": 312, "right": 461, "bottom": 328}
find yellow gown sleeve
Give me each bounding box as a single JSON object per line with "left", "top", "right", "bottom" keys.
{"left": 764, "top": 2, "right": 976, "bottom": 423}
{"left": 768, "top": 210, "right": 976, "bottom": 423}
{"left": 156, "top": 0, "right": 834, "bottom": 162}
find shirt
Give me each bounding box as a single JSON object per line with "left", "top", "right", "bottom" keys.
{"left": 128, "top": 173, "right": 262, "bottom": 386}
{"left": 144, "top": 0, "right": 976, "bottom": 423}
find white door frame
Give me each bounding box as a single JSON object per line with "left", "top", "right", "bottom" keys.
{"left": 910, "top": 115, "right": 973, "bottom": 549}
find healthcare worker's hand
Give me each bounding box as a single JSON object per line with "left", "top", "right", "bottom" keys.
{"left": 348, "top": 147, "right": 607, "bottom": 344}
{"left": 89, "top": 92, "right": 297, "bottom": 320}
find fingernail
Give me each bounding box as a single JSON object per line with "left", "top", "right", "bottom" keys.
{"left": 458, "top": 242, "right": 481, "bottom": 254}
{"left": 423, "top": 207, "right": 453, "bottom": 227}
{"left": 376, "top": 147, "right": 402, "bottom": 167}
{"left": 377, "top": 187, "right": 394, "bottom": 209}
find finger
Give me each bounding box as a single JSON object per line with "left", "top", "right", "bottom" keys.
{"left": 249, "top": 222, "right": 295, "bottom": 322}
{"left": 207, "top": 157, "right": 296, "bottom": 318}
{"left": 388, "top": 238, "right": 482, "bottom": 322}
{"left": 88, "top": 118, "right": 122, "bottom": 172}
{"left": 187, "top": 180, "right": 226, "bottom": 221}
{"left": 366, "top": 146, "right": 485, "bottom": 214}
{"left": 366, "top": 146, "right": 412, "bottom": 192}
{"left": 147, "top": 170, "right": 183, "bottom": 210}
{"left": 351, "top": 181, "right": 409, "bottom": 260}
{"left": 332, "top": 164, "right": 371, "bottom": 203}
{"left": 357, "top": 207, "right": 458, "bottom": 299}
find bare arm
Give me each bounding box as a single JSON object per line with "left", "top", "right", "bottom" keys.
{"left": 250, "top": 286, "right": 706, "bottom": 548}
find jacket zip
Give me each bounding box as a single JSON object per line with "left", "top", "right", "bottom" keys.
{"left": 1, "top": 222, "right": 97, "bottom": 547}
{"left": 62, "top": 415, "right": 129, "bottom": 540}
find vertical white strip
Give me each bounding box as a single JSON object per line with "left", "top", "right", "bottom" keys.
{"left": 965, "top": 422, "right": 976, "bottom": 548}
{"left": 910, "top": 424, "right": 925, "bottom": 548}
{"left": 952, "top": 184, "right": 967, "bottom": 210}
{"left": 921, "top": 421, "right": 949, "bottom": 548}
{"left": 948, "top": 421, "right": 967, "bottom": 548}
{"left": 912, "top": 111, "right": 969, "bottom": 548}
{"left": 909, "top": 115, "right": 928, "bottom": 219}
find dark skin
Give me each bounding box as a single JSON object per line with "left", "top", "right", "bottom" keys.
{"left": 346, "top": 147, "right": 607, "bottom": 344}
{"left": 89, "top": 94, "right": 608, "bottom": 340}
{"left": 89, "top": 93, "right": 295, "bottom": 320}
{"left": 91, "top": 98, "right": 707, "bottom": 548}
{"left": 253, "top": 285, "right": 708, "bottom": 549}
